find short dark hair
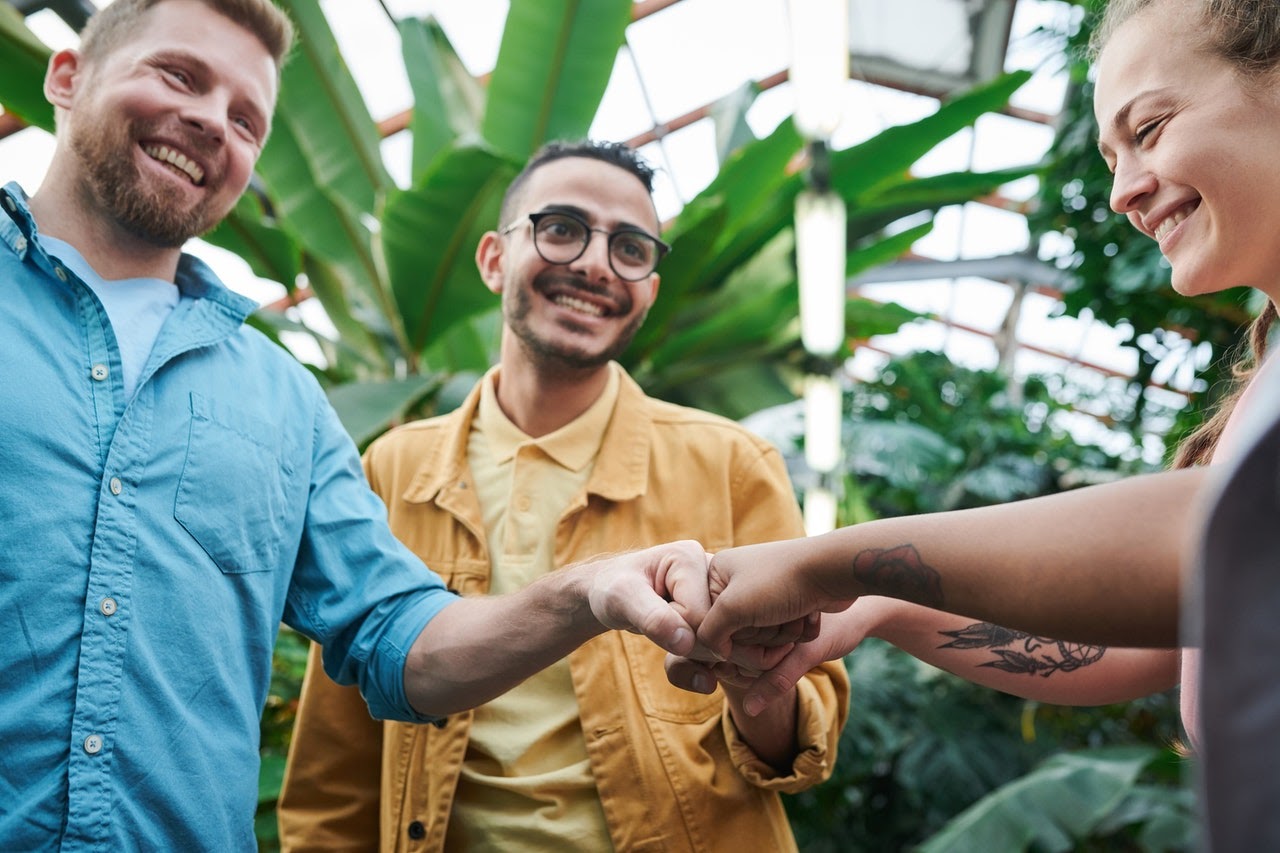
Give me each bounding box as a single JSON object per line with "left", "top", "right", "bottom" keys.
{"left": 499, "top": 140, "right": 657, "bottom": 227}
{"left": 79, "top": 0, "right": 295, "bottom": 72}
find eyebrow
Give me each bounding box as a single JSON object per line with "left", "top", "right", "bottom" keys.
{"left": 537, "top": 203, "right": 657, "bottom": 236}
{"left": 1096, "top": 88, "right": 1174, "bottom": 158}
{"left": 149, "top": 49, "right": 270, "bottom": 131}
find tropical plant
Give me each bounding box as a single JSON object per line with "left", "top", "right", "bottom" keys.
{"left": 0, "top": 0, "right": 1035, "bottom": 431}
{"left": 769, "top": 350, "right": 1192, "bottom": 852}
{"left": 786, "top": 640, "right": 1189, "bottom": 852}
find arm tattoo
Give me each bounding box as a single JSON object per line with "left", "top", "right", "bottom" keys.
{"left": 939, "top": 622, "right": 1106, "bottom": 677}
{"left": 851, "top": 544, "right": 943, "bottom": 609}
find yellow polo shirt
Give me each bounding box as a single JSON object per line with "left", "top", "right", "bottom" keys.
{"left": 445, "top": 365, "right": 621, "bottom": 852}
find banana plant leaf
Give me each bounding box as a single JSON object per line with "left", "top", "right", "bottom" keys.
{"left": 481, "top": 0, "right": 632, "bottom": 160}
{"left": 272, "top": 0, "right": 391, "bottom": 216}
{"left": 400, "top": 16, "right": 485, "bottom": 183}
{"left": 381, "top": 144, "right": 517, "bottom": 356}
{"left": 834, "top": 70, "right": 1033, "bottom": 201}
{"left": 326, "top": 374, "right": 446, "bottom": 447}
{"left": 918, "top": 746, "right": 1160, "bottom": 853}
{"left": 0, "top": 5, "right": 52, "bottom": 131}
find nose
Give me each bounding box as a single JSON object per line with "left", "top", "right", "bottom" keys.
{"left": 179, "top": 94, "right": 228, "bottom": 144}
{"left": 569, "top": 229, "right": 615, "bottom": 281}
{"left": 1109, "top": 156, "right": 1157, "bottom": 216}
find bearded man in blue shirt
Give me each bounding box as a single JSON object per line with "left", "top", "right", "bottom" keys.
{"left": 0, "top": 1, "right": 740, "bottom": 848}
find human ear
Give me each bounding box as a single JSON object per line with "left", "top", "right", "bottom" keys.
{"left": 44, "top": 49, "right": 84, "bottom": 110}
{"left": 475, "top": 231, "right": 505, "bottom": 295}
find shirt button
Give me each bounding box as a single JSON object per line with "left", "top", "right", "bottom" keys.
{"left": 516, "top": 495, "right": 531, "bottom": 512}
{"left": 100, "top": 597, "right": 118, "bottom": 616}
{"left": 91, "top": 364, "right": 109, "bottom": 381}
{"left": 2, "top": 196, "right": 14, "bottom": 211}
{"left": 407, "top": 821, "right": 426, "bottom": 840}
{"left": 109, "top": 477, "right": 123, "bottom": 495}
{"left": 13, "top": 235, "right": 26, "bottom": 253}
{"left": 84, "top": 734, "right": 103, "bottom": 755}
{"left": 55, "top": 267, "right": 68, "bottom": 281}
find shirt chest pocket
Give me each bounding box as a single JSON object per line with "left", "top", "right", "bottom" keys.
{"left": 174, "top": 392, "right": 293, "bottom": 574}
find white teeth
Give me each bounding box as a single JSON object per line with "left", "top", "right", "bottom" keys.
{"left": 554, "top": 294, "right": 604, "bottom": 316}
{"left": 143, "top": 144, "right": 205, "bottom": 186}
{"left": 1154, "top": 207, "right": 1190, "bottom": 242}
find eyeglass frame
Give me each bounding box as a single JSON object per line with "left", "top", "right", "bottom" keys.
{"left": 499, "top": 209, "right": 671, "bottom": 281}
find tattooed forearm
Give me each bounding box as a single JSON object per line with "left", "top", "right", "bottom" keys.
{"left": 851, "top": 544, "right": 944, "bottom": 608}
{"left": 939, "top": 622, "right": 1106, "bottom": 677}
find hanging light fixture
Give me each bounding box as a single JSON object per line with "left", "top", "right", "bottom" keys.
{"left": 787, "top": 0, "right": 849, "bottom": 140}
{"left": 788, "top": 0, "right": 849, "bottom": 536}
{"left": 795, "top": 187, "right": 847, "bottom": 358}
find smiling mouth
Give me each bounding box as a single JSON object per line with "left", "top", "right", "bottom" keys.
{"left": 552, "top": 293, "right": 607, "bottom": 317}
{"left": 1153, "top": 203, "right": 1196, "bottom": 243}
{"left": 142, "top": 144, "right": 206, "bottom": 186}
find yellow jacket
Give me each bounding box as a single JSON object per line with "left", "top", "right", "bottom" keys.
{"left": 278, "top": 369, "right": 850, "bottom": 852}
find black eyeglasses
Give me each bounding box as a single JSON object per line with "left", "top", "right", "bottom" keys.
{"left": 501, "top": 210, "right": 670, "bottom": 281}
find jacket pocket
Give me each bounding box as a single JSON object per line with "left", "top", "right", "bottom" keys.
{"left": 621, "top": 632, "right": 722, "bottom": 722}
{"left": 174, "top": 392, "right": 291, "bottom": 574}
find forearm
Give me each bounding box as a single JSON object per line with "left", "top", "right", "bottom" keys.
{"left": 403, "top": 562, "right": 602, "bottom": 717}
{"left": 722, "top": 684, "right": 799, "bottom": 771}
{"left": 801, "top": 467, "right": 1208, "bottom": 646}
{"left": 403, "top": 541, "right": 707, "bottom": 717}
{"left": 863, "top": 598, "right": 1181, "bottom": 705}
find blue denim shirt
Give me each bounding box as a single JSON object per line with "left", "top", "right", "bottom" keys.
{"left": 0, "top": 183, "right": 454, "bottom": 850}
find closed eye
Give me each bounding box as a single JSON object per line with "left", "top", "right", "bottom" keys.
{"left": 1134, "top": 118, "right": 1161, "bottom": 144}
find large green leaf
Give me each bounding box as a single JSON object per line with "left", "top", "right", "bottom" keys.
{"left": 918, "top": 746, "right": 1160, "bottom": 853}
{"left": 259, "top": 118, "right": 396, "bottom": 363}
{"left": 204, "top": 191, "right": 302, "bottom": 287}
{"left": 400, "top": 16, "right": 485, "bottom": 183}
{"left": 628, "top": 202, "right": 728, "bottom": 359}
{"left": 326, "top": 374, "right": 445, "bottom": 447}
{"left": 481, "top": 0, "right": 631, "bottom": 159}
{"left": 381, "top": 144, "right": 517, "bottom": 355}
{"left": 272, "top": 0, "right": 391, "bottom": 216}
{"left": 421, "top": 307, "right": 503, "bottom": 375}
{"left": 0, "top": 5, "right": 52, "bottom": 131}
{"left": 832, "top": 70, "right": 1032, "bottom": 201}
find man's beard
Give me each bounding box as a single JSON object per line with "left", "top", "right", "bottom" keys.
{"left": 69, "top": 113, "right": 225, "bottom": 248}
{"left": 505, "top": 272, "right": 647, "bottom": 372}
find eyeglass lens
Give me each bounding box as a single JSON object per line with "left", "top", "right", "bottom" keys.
{"left": 532, "top": 212, "right": 659, "bottom": 280}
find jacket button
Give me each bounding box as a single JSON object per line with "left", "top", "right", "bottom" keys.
{"left": 407, "top": 820, "right": 426, "bottom": 840}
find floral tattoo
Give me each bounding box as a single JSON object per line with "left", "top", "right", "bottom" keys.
{"left": 851, "top": 544, "right": 943, "bottom": 609}
{"left": 938, "top": 622, "right": 1106, "bottom": 677}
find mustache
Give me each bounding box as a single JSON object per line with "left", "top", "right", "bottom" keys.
{"left": 533, "top": 272, "right": 633, "bottom": 313}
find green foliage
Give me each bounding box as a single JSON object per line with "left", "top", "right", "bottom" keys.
{"left": 834, "top": 350, "right": 1155, "bottom": 524}
{"left": 768, "top": 347, "right": 1190, "bottom": 850}
{"left": 786, "top": 642, "right": 1189, "bottom": 852}
{"left": 255, "top": 626, "right": 310, "bottom": 852}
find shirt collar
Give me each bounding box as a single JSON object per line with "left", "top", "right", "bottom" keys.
{"left": 1, "top": 181, "right": 257, "bottom": 323}
{"left": 477, "top": 362, "right": 621, "bottom": 472}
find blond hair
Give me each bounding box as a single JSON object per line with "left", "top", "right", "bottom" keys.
{"left": 79, "top": 0, "right": 294, "bottom": 71}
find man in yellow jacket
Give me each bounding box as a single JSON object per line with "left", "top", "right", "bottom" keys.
{"left": 277, "top": 140, "right": 849, "bottom": 852}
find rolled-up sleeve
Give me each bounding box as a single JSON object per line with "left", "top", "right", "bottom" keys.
{"left": 719, "top": 441, "right": 852, "bottom": 792}
{"left": 282, "top": 391, "right": 456, "bottom": 723}
{"left": 723, "top": 660, "right": 850, "bottom": 792}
